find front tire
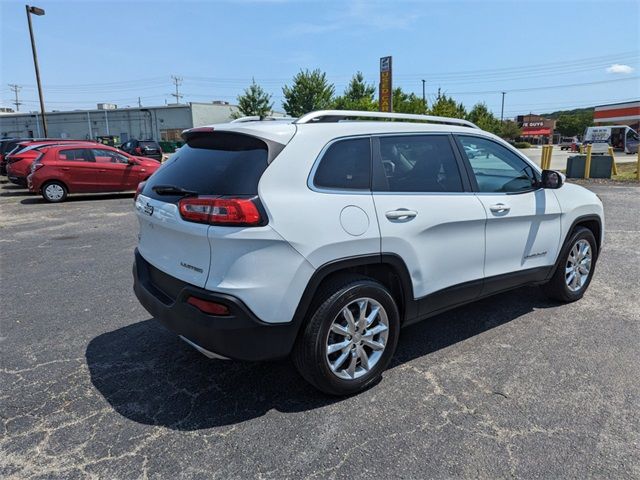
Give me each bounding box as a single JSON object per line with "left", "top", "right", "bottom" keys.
{"left": 293, "top": 276, "right": 400, "bottom": 396}
{"left": 42, "top": 181, "right": 68, "bottom": 203}
{"left": 541, "top": 226, "right": 598, "bottom": 302}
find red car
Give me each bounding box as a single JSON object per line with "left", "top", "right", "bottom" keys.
{"left": 27, "top": 144, "right": 161, "bottom": 202}
{"left": 6, "top": 140, "right": 96, "bottom": 186}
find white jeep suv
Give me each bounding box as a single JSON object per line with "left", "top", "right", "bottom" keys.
{"left": 133, "top": 110, "right": 604, "bottom": 395}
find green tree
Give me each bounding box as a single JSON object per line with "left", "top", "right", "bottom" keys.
{"left": 556, "top": 111, "right": 593, "bottom": 136}
{"left": 429, "top": 93, "right": 466, "bottom": 118}
{"left": 392, "top": 87, "right": 427, "bottom": 114}
{"left": 282, "top": 69, "right": 335, "bottom": 117}
{"left": 333, "top": 72, "right": 377, "bottom": 111}
{"left": 466, "top": 102, "right": 501, "bottom": 134}
{"left": 234, "top": 79, "right": 273, "bottom": 118}
{"left": 499, "top": 120, "right": 522, "bottom": 140}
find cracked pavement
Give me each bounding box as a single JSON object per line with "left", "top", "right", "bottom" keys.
{"left": 1, "top": 181, "right": 639, "bottom": 479}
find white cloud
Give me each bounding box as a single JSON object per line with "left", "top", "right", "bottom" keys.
{"left": 606, "top": 64, "right": 635, "bottom": 74}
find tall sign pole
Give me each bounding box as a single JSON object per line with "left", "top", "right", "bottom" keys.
{"left": 379, "top": 56, "right": 392, "bottom": 112}
{"left": 26, "top": 5, "right": 48, "bottom": 137}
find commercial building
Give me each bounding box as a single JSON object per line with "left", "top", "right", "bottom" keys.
{"left": 0, "top": 102, "right": 242, "bottom": 142}
{"left": 594, "top": 100, "right": 640, "bottom": 131}
{"left": 516, "top": 114, "right": 557, "bottom": 145}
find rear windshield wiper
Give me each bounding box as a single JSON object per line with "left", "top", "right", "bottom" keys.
{"left": 152, "top": 185, "right": 198, "bottom": 197}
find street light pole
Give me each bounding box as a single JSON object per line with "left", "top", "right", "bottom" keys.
{"left": 500, "top": 91, "right": 506, "bottom": 123}
{"left": 26, "top": 5, "right": 48, "bottom": 137}
{"left": 421, "top": 79, "right": 426, "bottom": 108}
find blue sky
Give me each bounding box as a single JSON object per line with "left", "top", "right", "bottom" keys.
{"left": 1, "top": 0, "right": 639, "bottom": 118}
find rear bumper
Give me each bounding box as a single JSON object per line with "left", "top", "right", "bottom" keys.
{"left": 132, "top": 249, "right": 299, "bottom": 361}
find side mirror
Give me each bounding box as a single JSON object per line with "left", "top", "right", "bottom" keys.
{"left": 541, "top": 170, "right": 563, "bottom": 189}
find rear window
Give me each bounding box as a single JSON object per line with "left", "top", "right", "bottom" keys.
{"left": 140, "top": 141, "right": 160, "bottom": 149}
{"left": 142, "top": 132, "right": 270, "bottom": 203}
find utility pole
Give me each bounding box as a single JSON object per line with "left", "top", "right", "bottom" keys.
{"left": 26, "top": 5, "right": 48, "bottom": 137}
{"left": 500, "top": 91, "right": 506, "bottom": 122}
{"left": 421, "top": 79, "right": 426, "bottom": 109}
{"left": 170, "top": 75, "right": 183, "bottom": 104}
{"left": 138, "top": 96, "right": 142, "bottom": 107}
{"left": 8, "top": 84, "right": 22, "bottom": 111}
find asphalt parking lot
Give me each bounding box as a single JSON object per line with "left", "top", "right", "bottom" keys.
{"left": 1, "top": 179, "right": 639, "bottom": 479}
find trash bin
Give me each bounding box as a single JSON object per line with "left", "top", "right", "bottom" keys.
{"left": 566, "top": 155, "right": 613, "bottom": 179}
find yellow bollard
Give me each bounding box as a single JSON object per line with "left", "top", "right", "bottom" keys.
{"left": 541, "top": 145, "right": 551, "bottom": 170}
{"left": 546, "top": 144, "right": 553, "bottom": 170}
{"left": 584, "top": 144, "right": 592, "bottom": 179}
{"left": 608, "top": 146, "right": 618, "bottom": 176}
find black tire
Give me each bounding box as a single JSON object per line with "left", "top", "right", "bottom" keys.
{"left": 293, "top": 275, "right": 400, "bottom": 396}
{"left": 541, "top": 226, "right": 598, "bottom": 302}
{"left": 41, "top": 181, "right": 68, "bottom": 203}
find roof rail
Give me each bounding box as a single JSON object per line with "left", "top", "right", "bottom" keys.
{"left": 231, "top": 115, "right": 295, "bottom": 123}
{"left": 294, "top": 110, "right": 479, "bottom": 129}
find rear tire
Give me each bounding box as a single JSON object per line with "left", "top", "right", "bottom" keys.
{"left": 42, "top": 181, "right": 68, "bottom": 203}
{"left": 541, "top": 226, "right": 598, "bottom": 302}
{"left": 293, "top": 276, "right": 400, "bottom": 396}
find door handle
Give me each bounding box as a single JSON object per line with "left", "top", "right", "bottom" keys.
{"left": 61, "top": 167, "right": 70, "bottom": 171}
{"left": 489, "top": 203, "right": 510, "bottom": 213}
{"left": 98, "top": 169, "right": 106, "bottom": 172}
{"left": 385, "top": 209, "right": 417, "bottom": 220}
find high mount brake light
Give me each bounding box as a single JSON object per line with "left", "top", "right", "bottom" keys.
{"left": 178, "top": 196, "right": 262, "bottom": 226}
{"left": 186, "top": 127, "right": 215, "bottom": 134}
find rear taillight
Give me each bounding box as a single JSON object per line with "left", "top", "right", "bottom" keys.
{"left": 178, "top": 196, "right": 262, "bottom": 226}
{"left": 30, "top": 153, "right": 44, "bottom": 173}
{"left": 134, "top": 181, "right": 146, "bottom": 201}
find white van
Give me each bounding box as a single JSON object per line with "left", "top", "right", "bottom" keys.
{"left": 583, "top": 125, "right": 639, "bottom": 154}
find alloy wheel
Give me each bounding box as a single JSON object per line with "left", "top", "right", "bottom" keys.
{"left": 565, "top": 239, "right": 592, "bottom": 292}
{"left": 325, "top": 297, "right": 389, "bottom": 380}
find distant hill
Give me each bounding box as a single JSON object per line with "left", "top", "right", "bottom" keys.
{"left": 541, "top": 107, "right": 594, "bottom": 119}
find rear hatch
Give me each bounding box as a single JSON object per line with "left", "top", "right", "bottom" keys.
{"left": 135, "top": 129, "right": 282, "bottom": 288}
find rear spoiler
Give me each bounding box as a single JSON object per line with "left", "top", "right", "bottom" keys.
{"left": 180, "top": 127, "right": 285, "bottom": 164}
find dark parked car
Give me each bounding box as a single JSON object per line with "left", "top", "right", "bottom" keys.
{"left": 1, "top": 138, "right": 32, "bottom": 175}
{"left": 120, "top": 139, "right": 163, "bottom": 161}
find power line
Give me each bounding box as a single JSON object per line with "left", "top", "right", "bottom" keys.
{"left": 444, "top": 75, "right": 640, "bottom": 95}
{"left": 8, "top": 84, "right": 22, "bottom": 111}
{"left": 170, "top": 76, "right": 183, "bottom": 104}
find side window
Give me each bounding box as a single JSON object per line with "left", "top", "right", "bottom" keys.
{"left": 458, "top": 136, "right": 539, "bottom": 193}
{"left": 377, "top": 135, "right": 464, "bottom": 192}
{"left": 313, "top": 137, "right": 371, "bottom": 190}
{"left": 58, "top": 149, "right": 91, "bottom": 162}
{"left": 93, "top": 149, "right": 129, "bottom": 164}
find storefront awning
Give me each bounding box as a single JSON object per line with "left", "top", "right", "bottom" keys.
{"left": 522, "top": 129, "right": 551, "bottom": 136}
